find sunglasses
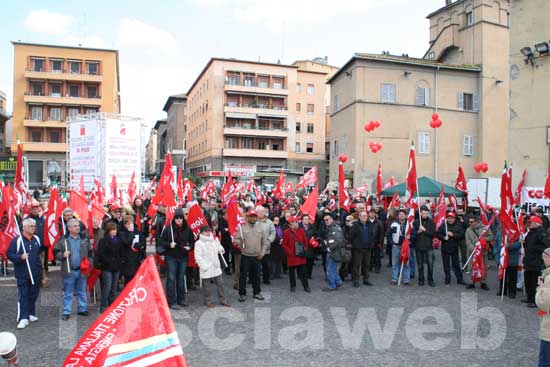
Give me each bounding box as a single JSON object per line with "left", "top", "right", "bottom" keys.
{"left": 175, "top": 216, "right": 184, "bottom": 220}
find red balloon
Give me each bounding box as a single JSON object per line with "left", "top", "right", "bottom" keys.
{"left": 432, "top": 113, "right": 439, "bottom": 121}
{"left": 429, "top": 120, "right": 435, "bottom": 128}
{"left": 435, "top": 119, "right": 442, "bottom": 128}
{"left": 481, "top": 163, "right": 489, "bottom": 172}
{"left": 474, "top": 163, "right": 482, "bottom": 172}
{"left": 339, "top": 153, "right": 348, "bottom": 163}
{"left": 374, "top": 120, "right": 381, "bottom": 128}
{"left": 363, "top": 122, "right": 371, "bottom": 132}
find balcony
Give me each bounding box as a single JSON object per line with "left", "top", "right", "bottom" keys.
{"left": 24, "top": 93, "right": 101, "bottom": 106}
{"left": 224, "top": 103, "right": 288, "bottom": 117}
{"left": 23, "top": 142, "right": 67, "bottom": 153}
{"left": 24, "top": 118, "right": 66, "bottom": 128}
{"left": 24, "top": 69, "right": 103, "bottom": 83}
{"left": 224, "top": 80, "right": 288, "bottom": 96}
{"left": 223, "top": 126, "right": 288, "bottom": 138}
{"left": 223, "top": 148, "right": 288, "bottom": 159}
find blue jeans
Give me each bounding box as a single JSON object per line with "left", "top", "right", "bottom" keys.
{"left": 165, "top": 256, "right": 187, "bottom": 306}
{"left": 409, "top": 247, "right": 416, "bottom": 278}
{"left": 62, "top": 270, "right": 87, "bottom": 315}
{"left": 391, "top": 245, "right": 410, "bottom": 283}
{"left": 100, "top": 271, "right": 120, "bottom": 308}
{"left": 540, "top": 339, "right": 550, "bottom": 367}
{"left": 326, "top": 255, "right": 342, "bottom": 289}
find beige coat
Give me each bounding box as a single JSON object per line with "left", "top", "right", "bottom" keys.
{"left": 257, "top": 217, "right": 276, "bottom": 255}
{"left": 234, "top": 222, "right": 268, "bottom": 258}
{"left": 536, "top": 267, "right": 550, "bottom": 341}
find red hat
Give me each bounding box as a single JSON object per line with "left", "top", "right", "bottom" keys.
{"left": 447, "top": 212, "right": 456, "bottom": 218}
{"left": 288, "top": 216, "right": 297, "bottom": 223}
{"left": 31, "top": 200, "right": 41, "bottom": 208}
{"left": 110, "top": 203, "right": 122, "bottom": 211}
{"left": 529, "top": 216, "right": 543, "bottom": 225}
{"left": 247, "top": 210, "right": 257, "bottom": 217}
{"left": 486, "top": 205, "right": 493, "bottom": 211}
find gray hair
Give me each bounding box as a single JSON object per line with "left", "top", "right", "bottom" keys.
{"left": 255, "top": 205, "right": 266, "bottom": 213}
{"left": 67, "top": 218, "right": 80, "bottom": 228}
{"left": 62, "top": 208, "right": 74, "bottom": 215}
{"left": 22, "top": 218, "right": 36, "bottom": 227}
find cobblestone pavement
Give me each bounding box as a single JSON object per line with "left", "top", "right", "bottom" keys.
{"left": 0, "top": 254, "right": 540, "bottom": 367}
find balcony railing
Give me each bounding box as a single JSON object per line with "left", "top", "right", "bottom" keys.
{"left": 24, "top": 92, "right": 101, "bottom": 99}
{"left": 224, "top": 103, "right": 288, "bottom": 110}
{"left": 225, "top": 125, "right": 288, "bottom": 131}
{"left": 225, "top": 80, "right": 286, "bottom": 90}
{"left": 25, "top": 68, "right": 101, "bottom": 76}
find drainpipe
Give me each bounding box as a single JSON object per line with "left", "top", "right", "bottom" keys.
{"left": 434, "top": 66, "right": 440, "bottom": 180}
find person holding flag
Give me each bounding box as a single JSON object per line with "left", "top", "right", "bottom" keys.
{"left": 95, "top": 222, "right": 123, "bottom": 312}
{"left": 465, "top": 216, "right": 494, "bottom": 290}
{"left": 411, "top": 206, "right": 436, "bottom": 287}
{"left": 7, "top": 218, "right": 45, "bottom": 329}
{"left": 29, "top": 200, "right": 47, "bottom": 287}
{"left": 437, "top": 212, "right": 466, "bottom": 285}
{"left": 523, "top": 216, "right": 550, "bottom": 308}
{"left": 496, "top": 237, "right": 521, "bottom": 299}
{"left": 389, "top": 209, "right": 410, "bottom": 285}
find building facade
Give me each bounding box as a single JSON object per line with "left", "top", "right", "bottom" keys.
{"left": 145, "top": 127, "right": 158, "bottom": 177}
{"left": 162, "top": 94, "right": 187, "bottom": 170}
{"left": 185, "top": 58, "right": 336, "bottom": 187}
{"left": 11, "top": 42, "right": 120, "bottom": 188}
{"left": 153, "top": 119, "right": 167, "bottom": 175}
{"left": 329, "top": 0, "right": 509, "bottom": 187}
{"left": 509, "top": 0, "right": 550, "bottom": 186}
{"left": 0, "top": 90, "right": 9, "bottom": 156}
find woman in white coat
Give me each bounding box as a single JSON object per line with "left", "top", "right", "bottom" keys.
{"left": 194, "top": 226, "right": 231, "bottom": 308}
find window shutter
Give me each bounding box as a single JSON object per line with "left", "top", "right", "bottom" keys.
{"left": 473, "top": 93, "right": 479, "bottom": 112}
{"left": 416, "top": 87, "right": 424, "bottom": 105}
{"left": 380, "top": 84, "right": 386, "bottom": 102}
{"left": 457, "top": 92, "right": 464, "bottom": 110}
{"left": 424, "top": 87, "right": 430, "bottom": 106}
{"left": 390, "top": 85, "right": 396, "bottom": 103}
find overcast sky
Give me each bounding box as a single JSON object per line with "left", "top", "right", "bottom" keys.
{"left": 0, "top": 0, "right": 444, "bottom": 129}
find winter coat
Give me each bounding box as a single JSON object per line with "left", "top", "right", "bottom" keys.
{"left": 54, "top": 235, "right": 93, "bottom": 278}
{"left": 234, "top": 222, "right": 268, "bottom": 258}
{"left": 29, "top": 214, "right": 45, "bottom": 248}
{"left": 323, "top": 222, "right": 347, "bottom": 262}
{"left": 194, "top": 233, "right": 224, "bottom": 279}
{"left": 536, "top": 267, "right": 550, "bottom": 342}
{"left": 465, "top": 223, "right": 494, "bottom": 253}
{"left": 281, "top": 228, "right": 308, "bottom": 267}
{"left": 507, "top": 239, "right": 522, "bottom": 267}
{"left": 96, "top": 234, "right": 123, "bottom": 272}
{"left": 437, "top": 221, "right": 465, "bottom": 254}
{"left": 218, "top": 218, "right": 235, "bottom": 254}
{"left": 388, "top": 220, "right": 407, "bottom": 246}
{"left": 257, "top": 217, "right": 276, "bottom": 255}
{"left": 271, "top": 224, "right": 285, "bottom": 262}
{"left": 118, "top": 226, "right": 146, "bottom": 278}
{"left": 159, "top": 221, "right": 194, "bottom": 260}
{"left": 7, "top": 234, "right": 44, "bottom": 282}
{"left": 524, "top": 226, "right": 550, "bottom": 271}
{"left": 411, "top": 217, "right": 436, "bottom": 251}
{"left": 349, "top": 219, "right": 383, "bottom": 250}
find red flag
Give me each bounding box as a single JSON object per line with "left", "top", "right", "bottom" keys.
{"left": 499, "top": 163, "right": 520, "bottom": 243}
{"left": 176, "top": 167, "right": 184, "bottom": 206}
{"left": 470, "top": 215, "right": 497, "bottom": 283}
{"left": 186, "top": 203, "right": 208, "bottom": 239}
{"left": 86, "top": 268, "right": 101, "bottom": 292}
{"left": 434, "top": 186, "right": 446, "bottom": 230}
{"left": 272, "top": 170, "right": 285, "bottom": 200}
{"left": 354, "top": 184, "right": 368, "bottom": 199}
{"left": 448, "top": 194, "right": 458, "bottom": 213}
{"left": 221, "top": 172, "right": 237, "bottom": 207}
{"left": 14, "top": 141, "right": 28, "bottom": 205}
{"left": 152, "top": 153, "right": 176, "bottom": 206}
{"left": 226, "top": 200, "right": 246, "bottom": 238}
{"left": 0, "top": 184, "right": 20, "bottom": 260}
{"left": 44, "top": 187, "right": 62, "bottom": 260}
{"left": 388, "top": 191, "right": 401, "bottom": 209}
{"left": 182, "top": 178, "right": 194, "bottom": 203}
{"left": 515, "top": 169, "right": 527, "bottom": 205}
{"left": 376, "top": 164, "right": 382, "bottom": 202}
{"left": 199, "top": 180, "right": 216, "bottom": 201}
{"left": 93, "top": 178, "right": 105, "bottom": 206}
{"left": 284, "top": 182, "right": 294, "bottom": 194}
{"left": 544, "top": 167, "right": 550, "bottom": 199}
{"left": 455, "top": 165, "right": 468, "bottom": 192}
{"left": 128, "top": 170, "right": 137, "bottom": 203}
{"left": 300, "top": 184, "right": 318, "bottom": 223}
{"left": 400, "top": 208, "right": 415, "bottom": 265}
{"left": 69, "top": 190, "right": 89, "bottom": 226}
{"left": 110, "top": 175, "right": 118, "bottom": 201}
{"left": 63, "top": 257, "right": 188, "bottom": 367}
{"left": 328, "top": 193, "right": 336, "bottom": 211}
{"left": 404, "top": 144, "right": 418, "bottom": 209}
{"left": 384, "top": 176, "right": 396, "bottom": 189}
{"left": 79, "top": 176, "right": 85, "bottom": 195}
{"left": 338, "top": 161, "right": 351, "bottom": 212}
{"left": 498, "top": 244, "right": 509, "bottom": 281}
{"left": 476, "top": 196, "right": 489, "bottom": 226}
{"left": 296, "top": 167, "right": 317, "bottom": 190}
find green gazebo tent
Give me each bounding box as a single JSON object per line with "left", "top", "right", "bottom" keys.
{"left": 379, "top": 176, "right": 466, "bottom": 198}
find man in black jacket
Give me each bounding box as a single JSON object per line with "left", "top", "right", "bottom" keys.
{"left": 522, "top": 216, "right": 550, "bottom": 307}
{"left": 437, "top": 212, "right": 466, "bottom": 285}
{"left": 348, "top": 210, "right": 383, "bottom": 287}
{"left": 412, "top": 206, "right": 436, "bottom": 287}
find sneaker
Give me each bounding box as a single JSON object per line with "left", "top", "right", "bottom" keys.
{"left": 29, "top": 315, "right": 38, "bottom": 322}
{"left": 17, "top": 319, "right": 29, "bottom": 329}
{"left": 169, "top": 305, "right": 181, "bottom": 310}
{"left": 253, "top": 293, "right": 265, "bottom": 301}
{"left": 61, "top": 314, "right": 70, "bottom": 321}
{"left": 239, "top": 295, "right": 247, "bottom": 302}
{"left": 221, "top": 302, "right": 232, "bottom": 307}
{"left": 77, "top": 311, "right": 89, "bottom": 316}
{"left": 206, "top": 303, "right": 216, "bottom": 308}
{"left": 304, "top": 287, "right": 311, "bottom": 293}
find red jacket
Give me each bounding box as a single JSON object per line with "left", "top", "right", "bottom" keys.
{"left": 281, "top": 228, "right": 308, "bottom": 267}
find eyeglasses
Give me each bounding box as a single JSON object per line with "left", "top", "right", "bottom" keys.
{"left": 175, "top": 217, "right": 184, "bottom": 220}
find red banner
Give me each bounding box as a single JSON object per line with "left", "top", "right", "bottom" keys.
{"left": 186, "top": 203, "right": 208, "bottom": 239}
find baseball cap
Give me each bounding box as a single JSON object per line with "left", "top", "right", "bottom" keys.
{"left": 110, "top": 203, "right": 121, "bottom": 211}
{"left": 247, "top": 210, "right": 258, "bottom": 217}
{"left": 447, "top": 212, "right": 456, "bottom": 218}
{"left": 529, "top": 216, "right": 543, "bottom": 225}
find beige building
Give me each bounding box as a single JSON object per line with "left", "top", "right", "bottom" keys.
{"left": 0, "top": 90, "right": 9, "bottom": 156}
{"left": 509, "top": 0, "right": 550, "bottom": 186}
{"left": 145, "top": 126, "right": 158, "bottom": 176}
{"left": 329, "top": 0, "right": 509, "bottom": 187}
{"left": 11, "top": 42, "right": 120, "bottom": 187}
{"left": 162, "top": 94, "right": 187, "bottom": 169}
{"left": 185, "top": 58, "right": 337, "bottom": 187}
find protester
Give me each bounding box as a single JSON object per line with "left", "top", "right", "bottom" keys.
{"left": 536, "top": 248, "right": 550, "bottom": 366}
{"left": 456, "top": 207, "right": 470, "bottom": 267}
{"left": 321, "top": 213, "right": 346, "bottom": 291}
{"left": 29, "top": 200, "right": 48, "bottom": 286}
{"left": 281, "top": 216, "right": 311, "bottom": 293}
{"left": 256, "top": 205, "right": 276, "bottom": 285}
{"left": 234, "top": 210, "right": 268, "bottom": 302}
{"left": 385, "top": 208, "right": 398, "bottom": 268}
{"left": 437, "top": 212, "right": 466, "bottom": 285}
{"left": 389, "top": 209, "right": 410, "bottom": 285}
{"left": 55, "top": 218, "right": 93, "bottom": 320}
{"left": 348, "top": 210, "right": 382, "bottom": 287}
{"left": 95, "top": 222, "right": 123, "bottom": 312}
{"left": 7, "top": 218, "right": 44, "bottom": 329}
{"left": 497, "top": 238, "right": 521, "bottom": 298}
{"left": 198, "top": 198, "right": 212, "bottom": 226}
{"left": 300, "top": 213, "right": 317, "bottom": 279}
{"left": 217, "top": 209, "right": 233, "bottom": 275}
{"left": 271, "top": 216, "right": 285, "bottom": 279}
{"left": 194, "top": 226, "right": 230, "bottom": 308}
{"left": 412, "top": 206, "right": 436, "bottom": 287}
{"left": 523, "top": 216, "right": 550, "bottom": 308}
{"left": 465, "top": 216, "right": 493, "bottom": 290}
{"left": 159, "top": 208, "right": 194, "bottom": 309}
{"left": 103, "top": 203, "right": 124, "bottom": 230}
{"left": 119, "top": 215, "right": 146, "bottom": 285}
{"left": 59, "top": 208, "right": 87, "bottom": 238}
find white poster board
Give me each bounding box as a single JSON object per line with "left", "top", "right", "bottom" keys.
{"left": 68, "top": 120, "right": 98, "bottom": 191}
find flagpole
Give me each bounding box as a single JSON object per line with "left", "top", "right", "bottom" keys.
{"left": 513, "top": 209, "right": 527, "bottom": 296}
{"left": 462, "top": 246, "right": 476, "bottom": 271}
{"left": 398, "top": 262, "right": 404, "bottom": 286}
{"left": 14, "top": 216, "right": 35, "bottom": 285}
{"left": 61, "top": 215, "right": 71, "bottom": 274}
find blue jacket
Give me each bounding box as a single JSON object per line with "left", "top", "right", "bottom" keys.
{"left": 7, "top": 234, "right": 44, "bottom": 282}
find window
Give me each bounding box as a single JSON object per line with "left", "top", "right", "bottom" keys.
{"left": 258, "top": 141, "right": 267, "bottom": 150}
{"left": 307, "top": 104, "right": 314, "bottom": 115}
{"left": 258, "top": 76, "right": 268, "bottom": 88}
{"left": 68, "top": 108, "right": 79, "bottom": 118}
{"left": 227, "top": 72, "right": 240, "bottom": 85}
{"left": 50, "top": 107, "right": 61, "bottom": 121}
{"left": 307, "top": 123, "right": 314, "bottom": 134}
{"left": 426, "top": 52, "right": 436, "bottom": 60}
{"left": 85, "top": 108, "right": 97, "bottom": 114}
{"left": 307, "top": 84, "right": 315, "bottom": 95}
{"left": 458, "top": 92, "right": 478, "bottom": 111}
{"left": 50, "top": 84, "right": 61, "bottom": 97}
{"left": 273, "top": 77, "right": 283, "bottom": 89}
{"left": 303, "top": 166, "right": 312, "bottom": 174}
{"left": 51, "top": 60, "right": 63, "bottom": 73}
{"left": 380, "top": 83, "right": 396, "bottom": 103}
{"left": 49, "top": 130, "right": 61, "bottom": 143}
{"left": 333, "top": 140, "right": 338, "bottom": 156}
{"left": 30, "top": 129, "right": 42, "bottom": 142}
{"left": 466, "top": 11, "right": 473, "bottom": 26}
{"left": 418, "top": 132, "right": 430, "bottom": 154}
{"left": 32, "top": 83, "right": 44, "bottom": 96}
{"left": 296, "top": 103, "right": 301, "bottom": 112}
{"left": 306, "top": 143, "right": 314, "bottom": 153}
{"left": 32, "top": 58, "right": 44, "bottom": 72}
{"left": 463, "top": 135, "right": 473, "bottom": 156}
{"left": 296, "top": 83, "right": 301, "bottom": 93}
{"left": 416, "top": 87, "right": 430, "bottom": 106}
{"left": 272, "top": 142, "right": 281, "bottom": 150}
{"left": 31, "top": 106, "right": 43, "bottom": 121}
{"left": 69, "top": 85, "right": 80, "bottom": 97}
{"left": 296, "top": 122, "right": 301, "bottom": 133}
{"left": 242, "top": 138, "right": 253, "bottom": 149}
{"left": 87, "top": 63, "right": 98, "bottom": 75}
{"left": 333, "top": 95, "right": 339, "bottom": 111}
{"left": 70, "top": 62, "right": 81, "bottom": 74}
{"left": 295, "top": 142, "right": 300, "bottom": 152}
{"left": 87, "top": 85, "right": 97, "bottom": 98}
